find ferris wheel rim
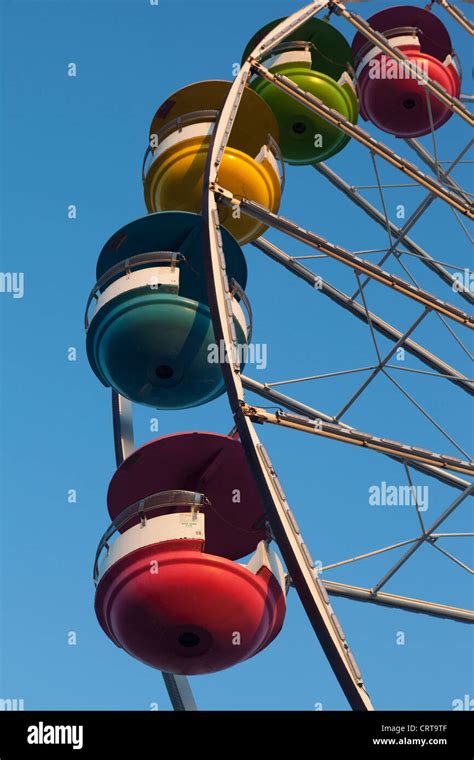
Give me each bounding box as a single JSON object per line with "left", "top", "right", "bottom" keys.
{"left": 198, "top": 0, "right": 472, "bottom": 710}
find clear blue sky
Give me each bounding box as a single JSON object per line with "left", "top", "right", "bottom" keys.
{"left": 0, "top": 0, "right": 472, "bottom": 710}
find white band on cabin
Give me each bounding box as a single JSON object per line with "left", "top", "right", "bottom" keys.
{"left": 91, "top": 267, "right": 249, "bottom": 339}
{"left": 148, "top": 120, "right": 281, "bottom": 181}
{"left": 150, "top": 121, "right": 215, "bottom": 164}
{"left": 93, "top": 266, "right": 180, "bottom": 317}
{"left": 249, "top": 49, "right": 312, "bottom": 84}
{"left": 263, "top": 49, "right": 312, "bottom": 71}
{"left": 97, "top": 512, "right": 286, "bottom": 593}
{"left": 98, "top": 512, "right": 206, "bottom": 581}
{"left": 355, "top": 34, "right": 421, "bottom": 78}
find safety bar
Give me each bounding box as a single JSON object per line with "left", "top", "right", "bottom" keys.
{"left": 93, "top": 489, "right": 210, "bottom": 584}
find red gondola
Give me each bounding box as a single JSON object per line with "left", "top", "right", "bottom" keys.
{"left": 352, "top": 5, "right": 461, "bottom": 137}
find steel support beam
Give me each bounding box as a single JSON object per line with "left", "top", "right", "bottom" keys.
{"left": 241, "top": 403, "right": 474, "bottom": 476}
{"left": 202, "top": 0, "right": 374, "bottom": 711}
{"left": 111, "top": 392, "right": 135, "bottom": 463}
{"left": 252, "top": 237, "right": 474, "bottom": 396}
{"left": 241, "top": 375, "right": 474, "bottom": 492}
{"left": 249, "top": 61, "right": 473, "bottom": 219}
{"left": 161, "top": 674, "right": 198, "bottom": 712}
{"left": 214, "top": 190, "right": 474, "bottom": 327}
{"left": 435, "top": 0, "right": 474, "bottom": 35}
{"left": 314, "top": 162, "right": 473, "bottom": 305}
{"left": 321, "top": 581, "right": 474, "bottom": 623}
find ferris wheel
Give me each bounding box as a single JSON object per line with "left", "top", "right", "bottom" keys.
{"left": 84, "top": 0, "right": 473, "bottom": 711}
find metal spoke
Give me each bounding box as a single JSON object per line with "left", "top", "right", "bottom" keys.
{"left": 353, "top": 183, "right": 420, "bottom": 190}
{"left": 314, "top": 160, "right": 474, "bottom": 304}
{"left": 386, "top": 250, "right": 472, "bottom": 273}
{"left": 382, "top": 369, "right": 472, "bottom": 461}
{"left": 353, "top": 271, "right": 383, "bottom": 361}
{"left": 450, "top": 206, "right": 474, "bottom": 244}
{"left": 386, "top": 364, "right": 474, "bottom": 381}
{"left": 348, "top": 139, "right": 473, "bottom": 301}
{"left": 354, "top": 248, "right": 400, "bottom": 255}
{"left": 404, "top": 462, "right": 426, "bottom": 534}
{"left": 428, "top": 540, "right": 474, "bottom": 574}
{"left": 266, "top": 366, "right": 377, "bottom": 387}
{"left": 424, "top": 85, "right": 442, "bottom": 183}
{"left": 372, "top": 485, "right": 474, "bottom": 593}
{"left": 428, "top": 309, "right": 474, "bottom": 362}
{"left": 213, "top": 190, "right": 474, "bottom": 327}
{"left": 252, "top": 237, "right": 474, "bottom": 394}
{"left": 405, "top": 138, "right": 474, "bottom": 244}
{"left": 321, "top": 538, "right": 422, "bottom": 571}
{"left": 321, "top": 581, "right": 473, "bottom": 623}
{"left": 241, "top": 374, "right": 474, "bottom": 491}
{"left": 336, "top": 307, "right": 429, "bottom": 420}
{"left": 390, "top": 241, "right": 474, "bottom": 363}
{"left": 405, "top": 138, "right": 472, "bottom": 203}
{"left": 370, "top": 152, "right": 394, "bottom": 250}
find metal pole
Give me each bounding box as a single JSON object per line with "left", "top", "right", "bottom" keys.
{"left": 435, "top": 0, "right": 474, "bottom": 35}
{"left": 314, "top": 162, "right": 474, "bottom": 305}
{"left": 241, "top": 374, "right": 474, "bottom": 492}
{"left": 405, "top": 138, "right": 471, "bottom": 202}
{"left": 251, "top": 238, "right": 474, "bottom": 396}
{"left": 321, "top": 581, "right": 474, "bottom": 623}
{"left": 111, "top": 390, "right": 198, "bottom": 711}
{"left": 372, "top": 485, "right": 474, "bottom": 593}
{"left": 202, "top": 1, "right": 374, "bottom": 711}
{"left": 214, "top": 189, "right": 474, "bottom": 326}
{"left": 248, "top": 61, "right": 473, "bottom": 219}
{"left": 241, "top": 404, "right": 474, "bottom": 476}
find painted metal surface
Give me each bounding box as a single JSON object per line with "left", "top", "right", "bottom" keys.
{"left": 243, "top": 17, "right": 355, "bottom": 80}
{"left": 110, "top": 395, "right": 197, "bottom": 710}
{"left": 107, "top": 432, "right": 268, "bottom": 560}
{"left": 87, "top": 212, "right": 249, "bottom": 408}
{"left": 143, "top": 82, "right": 282, "bottom": 243}
{"left": 352, "top": 6, "right": 461, "bottom": 137}
{"left": 95, "top": 534, "right": 286, "bottom": 675}
{"left": 201, "top": 0, "right": 375, "bottom": 711}
{"left": 87, "top": 291, "right": 248, "bottom": 408}
{"left": 245, "top": 18, "right": 358, "bottom": 163}
{"left": 85, "top": 0, "right": 472, "bottom": 710}
{"left": 251, "top": 66, "right": 358, "bottom": 163}
{"left": 96, "top": 211, "right": 247, "bottom": 305}
{"left": 145, "top": 135, "right": 281, "bottom": 243}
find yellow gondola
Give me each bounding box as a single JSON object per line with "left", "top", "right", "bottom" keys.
{"left": 142, "top": 80, "right": 283, "bottom": 245}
